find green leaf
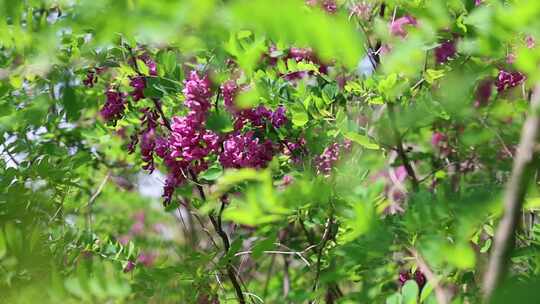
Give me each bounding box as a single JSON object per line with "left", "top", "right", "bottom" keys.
{"left": 344, "top": 132, "right": 379, "bottom": 150}
{"left": 386, "top": 292, "right": 402, "bottom": 304}
{"left": 206, "top": 111, "right": 233, "bottom": 133}
{"left": 292, "top": 107, "right": 309, "bottom": 127}
{"left": 137, "top": 59, "right": 150, "bottom": 76}
{"left": 402, "top": 280, "right": 419, "bottom": 304}
{"left": 199, "top": 165, "right": 223, "bottom": 181}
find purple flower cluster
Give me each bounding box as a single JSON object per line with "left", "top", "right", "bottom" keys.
{"left": 315, "top": 140, "right": 352, "bottom": 176}
{"left": 83, "top": 67, "right": 105, "bottom": 88}
{"left": 100, "top": 90, "right": 127, "bottom": 121}
{"left": 435, "top": 40, "right": 456, "bottom": 64}
{"left": 398, "top": 269, "right": 426, "bottom": 289}
{"left": 130, "top": 77, "right": 146, "bottom": 101}
{"left": 219, "top": 131, "right": 274, "bottom": 169}
{"left": 496, "top": 70, "right": 525, "bottom": 92}
{"left": 221, "top": 80, "right": 288, "bottom": 130}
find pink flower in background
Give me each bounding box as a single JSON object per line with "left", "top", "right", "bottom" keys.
{"left": 282, "top": 175, "right": 294, "bottom": 186}
{"left": 118, "top": 234, "right": 131, "bottom": 246}
{"left": 390, "top": 16, "right": 417, "bottom": 37}
{"left": 137, "top": 252, "right": 157, "bottom": 267}
{"left": 431, "top": 132, "right": 446, "bottom": 147}
{"left": 506, "top": 53, "right": 516, "bottom": 64}
{"left": 349, "top": 2, "right": 371, "bottom": 20}
{"left": 321, "top": 0, "right": 337, "bottom": 13}
{"left": 526, "top": 35, "right": 536, "bottom": 49}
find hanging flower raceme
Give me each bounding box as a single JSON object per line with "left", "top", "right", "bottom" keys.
{"left": 156, "top": 71, "right": 218, "bottom": 204}
{"left": 100, "top": 90, "right": 127, "bottom": 121}
{"left": 139, "top": 109, "right": 160, "bottom": 172}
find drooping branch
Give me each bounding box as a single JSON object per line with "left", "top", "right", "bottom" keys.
{"left": 482, "top": 84, "right": 540, "bottom": 302}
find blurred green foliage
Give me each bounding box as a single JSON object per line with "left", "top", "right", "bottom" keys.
{"left": 1, "top": 0, "right": 540, "bottom": 303}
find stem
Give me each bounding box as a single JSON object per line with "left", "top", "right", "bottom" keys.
{"left": 387, "top": 103, "right": 420, "bottom": 192}
{"left": 189, "top": 170, "right": 246, "bottom": 304}
{"left": 124, "top": 42, "right": 172, "bottom": 131}
{"left": 152, "top": 98, "right": 172, "bottom": 131}
{"left": 482, "top": 84, "right": 540, "bottom": 302}
{"left": 311, "top": 215, "right": 335, "bottom": 303}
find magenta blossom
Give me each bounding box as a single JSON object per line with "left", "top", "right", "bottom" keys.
{"left": 219, "top": 132, "right": 274, "bottom": 169}
{"left": 271, "top": 106, "right": 288, "bottom": 128}
{"left": 496, "top": 70, "right": 525, "bottom": 92}
{"left": 123, "top": 260, "right": 136, "bottom": 273}
{"left": 435, "top": 40, "right": 456, "bottom": 64}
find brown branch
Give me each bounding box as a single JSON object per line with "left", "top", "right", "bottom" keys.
{"left": 482, "top": 84, "right": 540, "bottom": 302}
{"left": 189, "top": 170, "right": 246, "bottom": 304}
{"left": 311, "top": 215, "right": 335, "bottom": 303}
{"left": 387, "top": 103, "right": 420, "bottom": 192}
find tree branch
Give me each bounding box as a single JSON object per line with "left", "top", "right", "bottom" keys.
{"left": 482, "top": 84, "right": 540, "bottom": 302}
{"left": 408, "top": 248, "right": 452, "bottom": 304}
{"left": 189, "top": 170, "right": 246, "bottom": 304}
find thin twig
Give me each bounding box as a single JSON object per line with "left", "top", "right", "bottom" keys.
{"left": 234, "top": 249, "right": 311, "bottom": 267}
{"left": 387, "top": 103, "right": 420, "bottom": 192}
{"left": 86, "top": 171, "right": 111, "bottom": 229}
{"left": 482, "top": 84, "right": 540, "bottom": 302}
{"left": 263, "top": 254, "right": 276, "bottom": 299}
